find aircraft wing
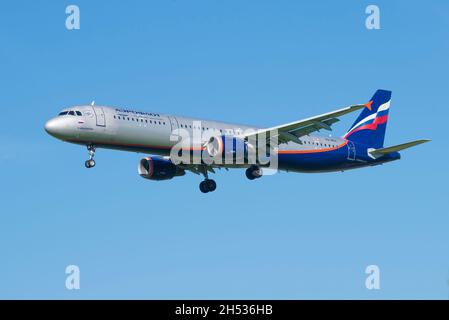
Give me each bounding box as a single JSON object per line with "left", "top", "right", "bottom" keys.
{"left": 241, "top": 103, "right": 367, "bottom": 145}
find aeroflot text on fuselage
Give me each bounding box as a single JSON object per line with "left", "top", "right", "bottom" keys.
{"left": 44, "top": 90, "right": 429, "bottom": 193}
{"left": 115, "top": 108, "right": 161, "bottom": 117}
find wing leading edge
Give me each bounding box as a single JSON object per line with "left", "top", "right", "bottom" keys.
{"left": 241, "top": 103, "right": 368, "bottom": 145}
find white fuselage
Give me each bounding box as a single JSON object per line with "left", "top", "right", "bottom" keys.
{"left": 45, "top": 104, "right": 351, "bottom": 173}
{"left": 45, "top": 105, "right": 344, "bottom": 157}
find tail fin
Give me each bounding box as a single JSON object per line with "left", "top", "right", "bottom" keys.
{"left": 344, "top": 89, "right": 391, "bottom": 148}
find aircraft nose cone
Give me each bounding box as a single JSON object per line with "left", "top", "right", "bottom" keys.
{"left": 44, "top": 118, "right": 66, "bottom": 138}
{"left": 44, "top": 118, "right": 57, "bottom": 134}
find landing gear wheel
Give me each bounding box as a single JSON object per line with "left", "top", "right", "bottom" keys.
{"left": 199, "top": 181, "right": 209, "bottom": 193}
{"left": 85, "top": 159, "right": 96, "bottom": 168}
{"left": 246, "top": 168, "right": 256, "bottom": 180}
{"left": 246, "top": 165, "right": 262, "bottom": 180}
{"left": 199, "top": 179, "right": 217, "bottom": 193}
{"left": 206, "top": 179, "right": 216, "bottom": 192}
{"left": 85, "top": 144, "right": 96, "bottom": 169}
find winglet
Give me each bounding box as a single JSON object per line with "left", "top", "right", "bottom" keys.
{"left": 364, "top": 100, "right": 373, "bottom": 111}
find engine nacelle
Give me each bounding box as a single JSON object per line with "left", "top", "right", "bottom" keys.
{"left": 138, "top": 157, "right": 185, "bottom": 181}
{"left": 203, "top": 135, "right": 256, "bottom": 163}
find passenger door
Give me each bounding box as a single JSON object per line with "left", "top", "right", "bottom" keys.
{"left": 167, "top": 116, "right": 179, "bottom": 133}
{"left": 92, "top": 106, "right": 106, "bottom": 127}
{"left": 347, "top": 140, "right": 356, "bottom": 160}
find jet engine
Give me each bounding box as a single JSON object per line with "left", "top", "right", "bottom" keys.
{"left": 138, "top": 157, "right": 185, "bottom": 181}
{"left": 203, "top": 135, "right": 256, "bottom": 163}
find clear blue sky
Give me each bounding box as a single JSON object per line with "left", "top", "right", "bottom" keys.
{"left": 0, "top": 0, "right": 448, "bottom": 299}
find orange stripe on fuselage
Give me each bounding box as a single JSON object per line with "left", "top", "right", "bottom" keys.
{"left": 71, "top": 139, "right": 347, "bottom": 154}
{"left": 277, "top": 140, "right": 348, "bottom": 154}
{"left": 69, "top": 139, "right": 205, "bottom": 151}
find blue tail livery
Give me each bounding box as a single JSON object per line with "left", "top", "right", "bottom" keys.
{"left": 344, "top": 89, "right": 391, "bottom": 149}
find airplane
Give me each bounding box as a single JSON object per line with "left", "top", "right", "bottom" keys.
{"left": 44, "top": 89, "right": 429, "bottom": 193}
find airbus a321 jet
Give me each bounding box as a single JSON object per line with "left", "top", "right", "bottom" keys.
{"left": 44, "top": 90, "right": 429, "bottom": 193}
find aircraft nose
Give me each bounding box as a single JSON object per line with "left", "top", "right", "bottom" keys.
{"left": 44, "top": 118, "right": 66, "bottom": 137}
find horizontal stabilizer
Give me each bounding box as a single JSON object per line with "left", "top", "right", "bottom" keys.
{"left": 369, "top": 139, "right": 430, "bottom": 157}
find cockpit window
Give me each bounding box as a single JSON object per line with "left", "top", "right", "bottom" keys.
{"left": 59, "top": 110, "right": 82, "bottom": 116}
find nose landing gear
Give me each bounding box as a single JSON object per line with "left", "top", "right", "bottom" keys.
{"left": 85, "top": 144, "right": 96, "bottom": 168}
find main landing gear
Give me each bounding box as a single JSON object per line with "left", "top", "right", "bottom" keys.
{"left": 199, "top": 179, "right": 216, "bottom": 193}
{"left": 199, "top": 167, "right": 217, "bottom": 193}
{"left": 85, "top": 144, "right": 96, "bottom": 168}
{"left": 246, "top": 165, "right": 263, "bottom": 180}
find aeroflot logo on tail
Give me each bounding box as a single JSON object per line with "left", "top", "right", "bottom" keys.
{"left": 344, "top": 100, "right": 390, "bottom": 138}
{"left": 169, "top": 121, "right": 279, "bottom": 171}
